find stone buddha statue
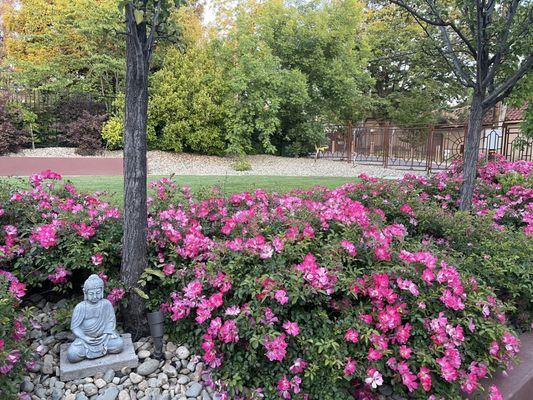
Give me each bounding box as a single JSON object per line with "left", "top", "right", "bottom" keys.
{"left": 67, "top": 274, "right": 124, "bottom": 363}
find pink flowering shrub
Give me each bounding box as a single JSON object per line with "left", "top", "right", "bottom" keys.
{"left": 345, "top": 158, "right": 533, "bottom": 331}
{"left": 0, "top": 161, "right": 530, "bottom": 399}
{"left": 0, "top": 271, "right": 32, "bottom": 399}
{"left": 139, "top": 180, "right": 520, "bottom": 399}
{"left": 432, "top": 156, "right": 532, "bottom": 234}
{"left": 0, "top": 170, "right": 122, "bottom": 289}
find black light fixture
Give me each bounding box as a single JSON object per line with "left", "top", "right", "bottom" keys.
{"left": 147, "top": 310, "right": 164, "bottom": 359}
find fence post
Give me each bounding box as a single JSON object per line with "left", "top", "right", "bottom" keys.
{"left": 426, "top": 125, "right": 434, "bottom": 174}
{"left": 461, "top": 122, "right": 469, "bottom": 158}
{"left": 383, "top": 122, "right": 390, "bottom": 168}
{"left": 346, "top": 123, "right": 353, "bottom": 163}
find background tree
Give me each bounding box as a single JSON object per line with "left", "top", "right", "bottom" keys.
{"left": 389, "top": 0, "right": 532, "bottom": 210}
{"left": 366, "top": 2, "right": 466, "bottom": 126}
{"left": 2, "top": 0, "right": 124, "bottom": 96}
{"left": 207, "top": 0, "right": 372, "bottom": 155}
{"left": 216, "top": 3, "right": 308, "bottom": 156}
{"left": 150, "top": 43, "right": 229, "bottom": 154}
{"left": 257, "top": 0, "right": 373, "bottom": 142}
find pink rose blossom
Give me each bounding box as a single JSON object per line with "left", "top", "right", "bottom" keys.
{"left": 344, "top": 328, "right": 359, "bottom": 343}
{"left": 162, "top": 263, "right": 175, "bottom": 276}
{"left": 343, "top": 357, "right": 357, "bottom": 376}
{"left": 47, "top": 266, "right": 70, "bottom": 284}
{"left": 91, "top": 253, "right": 103, "bottom": 266}
{"left": 263, "top": 334, "right": 288, "bottom": 362}
{"left": 282, "top": 321, "right": 300, "bottom": 336}
{"left": 488, "top": 385, "right": 503, "bottom": 400}
{"left": 274, "top": 290, "right": 289, "bottom": 305}
{"left": 107, "top": 288, "right": 125, "bottom": 305}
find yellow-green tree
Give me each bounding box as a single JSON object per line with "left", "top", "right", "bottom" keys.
{"left": 3, "top": 0, "right": 123, "bottom": 95}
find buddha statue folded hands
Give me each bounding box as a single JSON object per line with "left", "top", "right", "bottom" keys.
{"left": 67, "top": 274, "right": 124, "bottom": 363}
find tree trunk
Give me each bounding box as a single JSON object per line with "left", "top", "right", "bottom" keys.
{"left": 459, "top": 93, "right": 485, "bottom": 211}
{"left": 30, "top": 126, "right": 35, "bottom": 150}
{"left": 120, "top": 3, "right": 149, "bottom": 339}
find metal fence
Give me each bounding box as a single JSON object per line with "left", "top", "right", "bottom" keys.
{"left": 320, "top": 123, "right": 532, "bottom": 172}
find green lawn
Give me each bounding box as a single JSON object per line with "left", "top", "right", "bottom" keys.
{"left": 4, "top": 175, "right": 358, "bottom": 205}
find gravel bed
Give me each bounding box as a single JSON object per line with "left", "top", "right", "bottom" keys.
{"left": 22, "top": 295, "right": 214, "bottom": 400}
{"left": 8, "top": 147, "right": 425, "bottom": 179}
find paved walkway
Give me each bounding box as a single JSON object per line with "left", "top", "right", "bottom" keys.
{"left": 0, "top": 157, "right": 123, "bottom": 176}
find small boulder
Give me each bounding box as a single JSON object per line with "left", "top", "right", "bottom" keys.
{"left": 136, "top": 358, "right": 160, "bottom": 376}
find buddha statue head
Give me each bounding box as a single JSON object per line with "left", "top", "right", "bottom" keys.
{"left": 83, "top": 274, "right": 105, "bottom": 304}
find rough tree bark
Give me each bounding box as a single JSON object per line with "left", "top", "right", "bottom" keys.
{"left": 120, "top": 2, "right": 150, "bottom": 339}
{"left": 459, "top": 93, "right": 485, "bottom": 210}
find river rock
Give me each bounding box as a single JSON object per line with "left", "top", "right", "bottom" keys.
{"left": 20, "top": 377, "right": 35, "bottom": 392}
{"left": 129, "top": 372, "right": 143, "bottom": 384}
{"left": 104, "top": 369, "right": 116, "bottom": 383}
{"left": 42, "top": 354, "right": 54, "bottom": 375}
{"left": 176, "top": 346, "right": 190, "bottom": 360}
{"left": 185, "top": 382, "right": 202, "bottom": 397}
{"left": 137, "top": 359, "right": 160, "bottom": 376}
{"left": 84, "top": 383, "right": 98, "bottom": 396}
{"left": 97, "top": 386, "right": 120, "bottom": 400}
{"left": 138, "top": 350, "right": 151, "bottom": 359}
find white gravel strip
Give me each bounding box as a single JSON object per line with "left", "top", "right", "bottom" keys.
{"left": 8, "top": 147, "right": 425, "bottom": 179}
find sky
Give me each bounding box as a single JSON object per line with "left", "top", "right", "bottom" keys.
{"left": 203, "top": 0, "right": 216, "bottom": 25}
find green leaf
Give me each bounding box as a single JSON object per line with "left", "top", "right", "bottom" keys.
{"left": 134, "top": 9, "right": 144, "bottom": 25}
{"left": 133, "top": 287, "right": 149, "bottom": 299}
{"left": 144, "top": 268, "right": 165, "bottom": 279}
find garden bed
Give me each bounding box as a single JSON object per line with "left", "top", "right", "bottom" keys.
{"left": 0, "top": 156, "right": 531, "bottom": 399}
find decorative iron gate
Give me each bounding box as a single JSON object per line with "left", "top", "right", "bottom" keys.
{"left": 319, "top": 123, "right": 532, "bottom": 172}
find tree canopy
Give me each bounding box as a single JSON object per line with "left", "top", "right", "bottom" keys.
{"left": 366, "top": 2, "right": 467, "bottom": 125}
{"left": 3, "top": 0, "right": 124, "bottom": 95}
{"left": 2, "top": 0, "right": 530, "bottom": 158}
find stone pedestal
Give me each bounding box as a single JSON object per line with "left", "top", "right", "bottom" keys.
{"left": 59, "top": 333, "right": 138, "bottom": 381}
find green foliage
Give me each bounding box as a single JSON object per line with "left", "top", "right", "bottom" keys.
{"left": 3, "top": 0, "right": 124, "bottom": 96}
{"left": 496, "top": 171, "right": 533, "bottom": 192}
{"left": 366, "top": 3, "right": 466, "bottom": 125}
{"left": 232, "top": 156, "right": 252, "bottom": 172}
{"left": 250, "top": 0, "right": 373, "bottom": 154}
{"left": 147, "top": 0, "right": 372, "bottom": 156}
{"left": 150, "top": 46, "right": 228, "bottom": 154}
{"left": 101, "top": 116, "right": 124, "bottom": 150}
